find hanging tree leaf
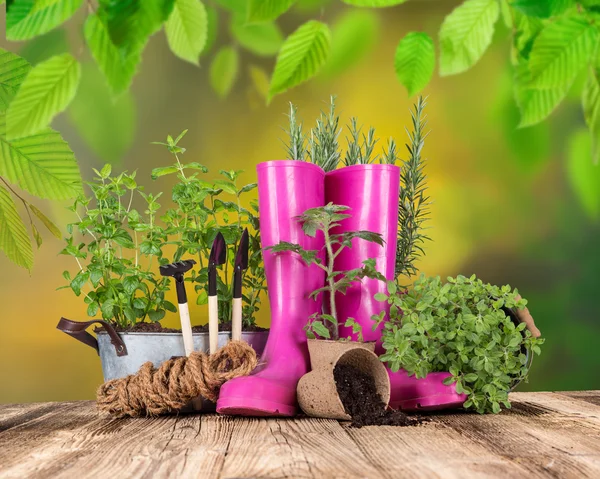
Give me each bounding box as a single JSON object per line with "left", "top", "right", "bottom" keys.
{"left": 0, "top": 48, "right": 32, "bottom": 113}
{"left": 0, "top": 183, "right": 33, "bottom": 271}
{"left": 165, "top": 0, "right": 208, "bottom": 65}
{"left": 268, "top": 20, "right": 331, "bottom": 101}
{"left": 6, "top": 0, "right": 83, "bottom": 41}
{"left": 394, "top": 32, "right": 435, "bottom": 97}
{"left": 85, "top": 14, "right": 142, "bottom": 97}
{"left": 0, "top": 114, "right": 82, "bottom": 200}
{"left": 6, "top": 53, "right": 81, "bottom": 139}
{"left": 210, "top": 46, "right": 239, "bottom": 99}
{"left": 246, "top": 0, "right": 296, "bottom": 23}
{"left": 439, "top": 0, "right": 499, "bottom": 76}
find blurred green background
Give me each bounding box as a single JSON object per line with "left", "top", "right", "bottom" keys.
{"left": 1, "top": 1, "right": 599, "bottom": 404}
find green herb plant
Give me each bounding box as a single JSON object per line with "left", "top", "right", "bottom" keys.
{"left": 59, "top": 165, "right": 174, "bottom": 328}
{"left": 375, "top": 274, "right": 545, "bottom": 414}
{"left": 267, "top": 203, "right": 385, "bottom": 340}
{"left": 152, "top": 130, "right": 266, "bottom": 327}
{"left": 283, "top": 96, "right": 431, "bottom": 284}
{"left": 395, "top": 96, "right": 430, "bottom": 281}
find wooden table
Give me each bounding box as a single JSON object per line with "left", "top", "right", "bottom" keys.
{"left": 1, "top": 391, "right": 599, "bottom": 478}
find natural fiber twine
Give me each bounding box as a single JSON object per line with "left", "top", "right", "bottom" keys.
{"left": 96, "top": 340, "right": 257, "bottom": 418}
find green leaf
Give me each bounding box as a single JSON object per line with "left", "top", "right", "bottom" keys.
{"left": 7, "top": 0, "right": 83, "bottom": 41}
{"left": 99, "top": 0, "right": 174, "bottom": 54}
{"left": 583, "top": 68, "right": 600, "bottom": 165}
{"left": 439, "top": 0, "right": 499, "bottom": 76}
{"left": 165, "top": 0, "right": 208, "bottom": 65}
{"left": 84, "top": 13, "right": 142, "bottom": 96}
{"left": 341, "top": 0, "right": 407, "bottom": 6}
{"left": 68, "top": 63, "right": 136, "bottom": 164}
{"left": 512, "top": 0, "right": 572, "bottom": 18}
{"left": 0, "top": 114, "right": 82, "bottom": 200}
{"left": 567, "top": 129, "right": 600, "bottom": 219}
{"left": 515, "top": 61, "right": 567, "bottom": 128}
{"left": 18, "top": 29, "right": 69, "bottom": 66}
{"left": 394, "top": 32, "right": 435, "bottom": 97}
{"left": 6, "top": 53, "right": 81, "bottom": 139}
{"left": 204, "top": 6, "right": 218, "bottom": 55}
{"left": 247, "top": 0, "right": 295, "bottom": 23}
{"left": 248, "top": 64, "right": 270, "bottom": 99}
{"left": 87, "top": 301, "right": 99, "bottom": 317}
{"left": 528, "top": 16, "right": 599, "bottom": 90}
{"left": 268, "top": 20, "right": 331, "bottom": 101}
{"left": 0, "top": 49, "right": 31, "bottom": 113}
{"left": 151, "top": 165, "right": 179, "bottom": 179}
{"left": 0, "top": 183, "right": 33, "bottom": 270}
{"left": 29, "top": 203, "right": 61, "bottom": 238}
{"left": 322, "top": 10, "right": 378, "bottom": 78}
{"left": 231, "top": 17, "right": 283, "bottom": 57}
{"left": 210, "top": 46, "right": 239, "bottom": 99}
{"left": 312, "top": 320, "right": 331, "bottom": 338}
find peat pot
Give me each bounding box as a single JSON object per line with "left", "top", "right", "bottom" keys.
{"left": 297, "top": 339, "right": 391, "bottom": 420}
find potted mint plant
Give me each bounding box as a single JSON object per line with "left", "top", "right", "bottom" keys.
{"left": 267, "top": 203, "right": 391, "bottom": 420}
{"left": 57, "top": 132, "right": 269, "bottom": 383}
{"left": 376, "top": 274, "right": 544, "bottom": 414}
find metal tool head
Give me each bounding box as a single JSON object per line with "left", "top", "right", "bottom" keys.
{"left": 159, "top": 259, "right": 196, "bottom": 278}
{"left": 209, "top": 232, "right": 227, "bottom": 267}
{"left": 235, "top": 229, "right": 249, "bottom": 271}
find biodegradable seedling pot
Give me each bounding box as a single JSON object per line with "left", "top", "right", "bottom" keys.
{"left": 297, "top": 339, "right": 391, "bottom": 420}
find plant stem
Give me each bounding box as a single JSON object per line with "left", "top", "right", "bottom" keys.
{"left": 323, "top": 228, "right": 338, "bottom": 340}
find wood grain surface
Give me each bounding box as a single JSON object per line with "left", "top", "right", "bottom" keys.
{"left": 1, "top": 391, "right": 599, "bottom": 478}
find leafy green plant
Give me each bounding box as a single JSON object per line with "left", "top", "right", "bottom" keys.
{"left": 267, "top": 203, "right": 385, "bottom": 340}
{"left": 152, "top": 130, "right": 266, "bottom": 326}
{"left": 59, "top": 165, "right": 174, "bottom": 328}
{"left": 0, "top": 48, "right": 82, "bottom": 272}
{"left": 376, "top": 274, "right": 545, "bottom": 414}
{"left": 283, "top": 96, "right": 431, "bottom": 282}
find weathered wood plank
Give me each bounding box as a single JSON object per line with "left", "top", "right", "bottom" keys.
{"left": 0, "top": 402, "right": 61, "bottom": 431}
{"left": 555, "top": 391, "right": 600, "bottom": 408}
{"left": 510, "top": 391, "right": 600, "bottom": 427}
{"left": 345, "top": 420, "right": 529, "bottom": 479}
{"left": 434, "top": 392, "right": 600, "bottom": 478}
{"left": 220, "top": 416, "right": 383, "bottom": 479}
{"left": 0, "top": 401, "right": 99, "bottom": 473}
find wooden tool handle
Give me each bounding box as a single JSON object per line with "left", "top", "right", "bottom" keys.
{"left": 232, "top": 297, "right": 242, "bottom": 342}
{"left": 209, "top": 295, "right": 219, "bottom": 354}
{"left": 179, "top": 302, "right": 194, "bottom": 357}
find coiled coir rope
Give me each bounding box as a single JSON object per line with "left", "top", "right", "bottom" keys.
{"left": 96, "top": 340, "right": 257, "bottom": 417}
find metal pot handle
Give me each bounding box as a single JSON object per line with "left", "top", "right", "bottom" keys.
{"left": 56, "top": 317, "right": 128, "bottom": 357}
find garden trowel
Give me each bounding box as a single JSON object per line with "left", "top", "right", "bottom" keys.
{"left": 208, "top": 233, "right": 226, "bottom": 353}
{"left": 159, "top": 259, "right": 196, "bottom": 357}
{"left": 232, "top": 229, "right": 249, "bottom": 342}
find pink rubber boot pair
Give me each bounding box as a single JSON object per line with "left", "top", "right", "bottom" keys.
{"left": 217, "top": 161, "right": 464, "bottom": 417}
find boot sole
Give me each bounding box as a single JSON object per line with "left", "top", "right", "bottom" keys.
{"left": 217, "top": 396, "right": 297, "bottom": 417}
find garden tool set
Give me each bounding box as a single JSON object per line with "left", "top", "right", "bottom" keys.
{"left": 160, "top": 230, "right": 250, "bottom": 357}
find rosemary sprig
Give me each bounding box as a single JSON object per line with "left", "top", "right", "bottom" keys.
{"left": 283, "top": 102, "right": 307, "bottom": 161}
{"left": 308, "top": 96, "right": 342, "bottom": 172}
{"left": 382, "top": 138, "right": 398, "bottom": 165}
{"left": 396, "top": 96, "right": 431, "bottom": 281}
{"left": 344, "top": 118, "right": 379, "bottom": 166}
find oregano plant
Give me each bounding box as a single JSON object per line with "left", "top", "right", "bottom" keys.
{"left": 266, "top": 203, "right": 385, "bottom": 340}
{"left": 376, "top": 274, "right": 545, "bottom": 414}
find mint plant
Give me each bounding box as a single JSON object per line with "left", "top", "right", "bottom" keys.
{"left": 376, "top": 274, "right": 545, "bottom": 414}
{"left": 59, "top": 165, "right": 174, "bottom": 328}
{"left": 152, "top": 131, "right": 266, "bottom": 327}
{"left": 267, "top": 203, "right": 385, "bottom": 340}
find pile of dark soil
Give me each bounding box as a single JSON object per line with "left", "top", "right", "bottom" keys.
{"left": 334, "top": 363, "right": 425, "bottom": 428}
{"left": 107, "top": 321, "right": 268, "bottom": 333}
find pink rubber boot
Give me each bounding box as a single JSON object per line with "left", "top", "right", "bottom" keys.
{"left": 325, "top": 164, "right": 467, "bottom": 412}
{"left": 216, "top": 161, "right": 325, "bottom": 416}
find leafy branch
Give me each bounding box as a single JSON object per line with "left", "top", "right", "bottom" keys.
{"left": 266, "top": 203, "right": 385, "bottom": 340}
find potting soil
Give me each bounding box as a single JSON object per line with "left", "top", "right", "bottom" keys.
{"left": 334, "top": 363, "right": 424, "bottom": 428}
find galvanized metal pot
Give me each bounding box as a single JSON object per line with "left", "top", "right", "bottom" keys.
{"left": 97, "top": 330, "right": 268, "bottom": 381}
